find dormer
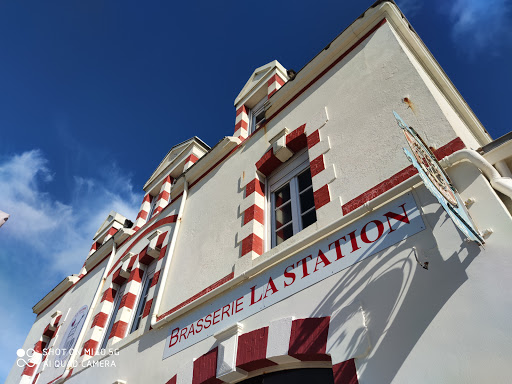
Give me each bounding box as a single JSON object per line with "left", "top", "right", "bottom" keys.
{"left": 233, "top": 60, "right": 289, "bottom": 140}
{"left": 143, "top": 137, "right": 210, "bottom": 197}
{"left": 92, "top": 211, "right": 131, "bottom": 246}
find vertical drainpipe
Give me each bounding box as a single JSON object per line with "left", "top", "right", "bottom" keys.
{"left": 151, "top": 177, "right": 188, "bottom": 329}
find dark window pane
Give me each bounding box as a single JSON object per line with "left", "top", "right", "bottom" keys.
{"left": 297, "top": 168, "right": 313, "bottom": 191}
{"left": 299, "top": 187, "right": 315, "bottom": 214}
{"left": 275, "top": 202, "right": 292, "bottom": 229}
{"left": 302, "top": 209, "right": 317, "bottom": 229}
{"left": 274, "top": 183, "right": 291, "bottom": 208}
{"left": 276, "top": 223, "right": 293, "bottom": 245}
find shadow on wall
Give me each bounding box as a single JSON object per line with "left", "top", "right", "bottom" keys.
{"left": 290, "top": 197, "right": 481, "bottom": 383}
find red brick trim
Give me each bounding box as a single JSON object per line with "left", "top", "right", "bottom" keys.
{"left": 158, "top": 244, "right": 168, "bottom": 260}
{"left": 256, "top": 148, "right": 283, "bottom": 177}
{"left": 193, "top": 347, "right": 223, "bottom": 384}
{"left": 112, "top": 268, "right": 127, "bottom": 285}
{"left": 156, "top": 232, "right": 167, "bottom": 248}
{"left": 310, "top": 155, "right": 325, "bottom": 177}
{"left": 185, "top": 154, "right": 199, "bottom": 164}
{"left": 107, "top": 227, "right": 118, "bottom": 236}
{"left": 142, "top": 298, "right": 153, "bottom": 318}
{"left": 286, "top": 124, "right": 307, "bottom": 152}
{"left": 267, "top": 74, "right": 285, "bottom": 88}
{"left": 236, "top": 327, "right": 277, "bottom": 372}
{"left": 151, "top": 271, "right": 160, "bottom": 287}
{"left": 109, "top": 321, "right": 128, "bottom": 340}
{"left": 245, "top": 178, "right": 265, "bottom": 197}
{"left": 165, "top": 376, "right": 177, "bottom": 384}
{"left": 91, "top": 312, "right": 108, "bottom": 329}
{"left": 101, "top": 288, "right": 117, "bottom": 303}
{"left": 156, "top": 272, "right": 235, "bottom": 321}
{"left": 307, "top": 130, "right": 321, "bottom": 148}
{"left": 81, "top": 339, "right": 99, "bottom": 356}
{"left": 241, "top": 233, "right": 263, "bottom": 257}
{"left": 236, "top": 105, "right": 248, "bottom": 117}
{"left": 235, "top": 119, "right": 248, "bottom": 132}
{"left": 314, "top": 185, "right": 331, "bottom": 210}
{"left": 289, "top": 317, "right": 331, "bottom": 361}
{"left": 243, "top": 204, "right": 264, "bottom": 225}
{"left": 128, "top": 267, "right": 144, "bottom": 283}
{"left": 119, "top": 292, "right": 137, "bottom": 310}
{"left": 341, "top": 137, "right": 465, "bottom": 215}
{"left": 108, "top": 215, "right": 178, "bottom": 276}
{"left": 333, "top": 359, "right": 359, "bottom": 384}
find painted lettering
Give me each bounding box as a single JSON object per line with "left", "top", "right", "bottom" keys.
{"left": 361, "top": 220, "right": 385, "bottom": 243}
{"left": 204, "top": 314, "right": 212, "bottom": 329}
{"left": 187, "top": 323, "right": 195, "bottom": 338}
{"left": 235, "top": 296, "right": 244, "bottom": 313}
{"left": 284, "top": 264, "right": 296, "bottom": 287}
{"left": 250, "top": 285, "right": 263, "bottom": 306}
{"left": 221, "top": 304, "right": 231, "bottom": 321}
{"left": 212, "top": 309, "right": 221, "bottom": 325}
{"left": 313, "top": 249, "right": 331, "bottom": 272}
{"left": 347, "top": 230, "right": 360, "bottom": 252}
{"left": 263, "top": 277, "right": 279, "bottom": 299}
{"left": 297, "top": 255, "right": 313, "bottom": 278}
{"left": 179, "top": 327, "right": 188, "bottom": 342}
{"left": 196, "top": 318, "right": 203, "bottom": 333}
{"left": 169, "top": 327, "right": 179, "bottom": 347}
{"left": 328, "top": 238, "right": 346, "bottom": 260}
{"left": 384, "top": 203, "right": 410, "bottom": 232}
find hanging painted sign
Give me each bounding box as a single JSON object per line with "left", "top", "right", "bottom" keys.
{"left": 56, "top": 305, "right": 89, "bottom": 365}
{"left": 393, "top": 111, "right": 484, "bottom": 245}
{"left": 163, "top": 193, "right": 425, "bottom": 358}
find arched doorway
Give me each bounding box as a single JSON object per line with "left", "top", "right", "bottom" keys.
{"left": 238, "top": 368, "right": 334, "bottom": 384}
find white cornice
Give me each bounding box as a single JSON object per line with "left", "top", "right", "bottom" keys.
{"left": 33, "top": 275, "right": 80, "bottom": 315}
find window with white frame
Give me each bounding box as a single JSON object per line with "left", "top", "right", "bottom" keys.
{"left": 100, "top": 284, "right": 126, "bottom": 350}
{"left": 267, "top": 150, "right": 317, "bottom": 248}
{"left": 130, "top": 262, "right": 156, "bottom": 334}
{"left": 248, "top": 98, "right": 266, "bottom": 134}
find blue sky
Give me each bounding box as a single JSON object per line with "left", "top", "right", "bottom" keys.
{"left": 1, "top": 0, "right": 511, "bottom": 380}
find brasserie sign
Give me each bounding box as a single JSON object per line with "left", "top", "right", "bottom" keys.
{"left": 163, "top": 193, "right": 425, "bottom": 358}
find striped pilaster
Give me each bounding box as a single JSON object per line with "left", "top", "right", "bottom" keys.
{"left": 133, "top": 193, "right": 152, "bottom": 231}
{"left": 79, "top": 286, "right": 118, "bottom": 362}
{"left": 183, "top": 154, "right": 199, "bottom": 172}
{"left": 19, "top": 314, "right": 62, "bottom": 383}
{"left": 102, "top": 226, "right": 119, "bottom": 244}
{"left": 234, "top": 105, "right": 249, "bottom": 140}
{"left": 267, "top": 74, "right": 286, "bottom": 98}
{"left": 153, "top": 176, "right": 173, "bottom": 217}
{"left": 20, "top": 339, "right": 47, "bottom": 383}
{"left": 237, "top": 177, "right": 265, "bottom": 260}
{"left": 107, "top": 263, "right": 144, "bottom": 346}
{"left": 137, "top": 233, "right": 170, "bottom": 331}
{"left": 89, "top": 242, "right": 100, "bottom": 257}
{"left": 307, "top": 128, "right": 336, "bottom": 212}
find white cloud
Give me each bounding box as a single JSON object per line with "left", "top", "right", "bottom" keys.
{"left": 446, "top": 0, "right": 512, "bottom": 56}
{"left": 0, "top": 149, "right": 142, "bottom": 274}
{"left": 0, "top": 150, "right": 143, "bottom": 381}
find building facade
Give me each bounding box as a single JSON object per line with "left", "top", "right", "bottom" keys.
{"left": 7, "top": 1, "right": 512, "bottom": 383}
